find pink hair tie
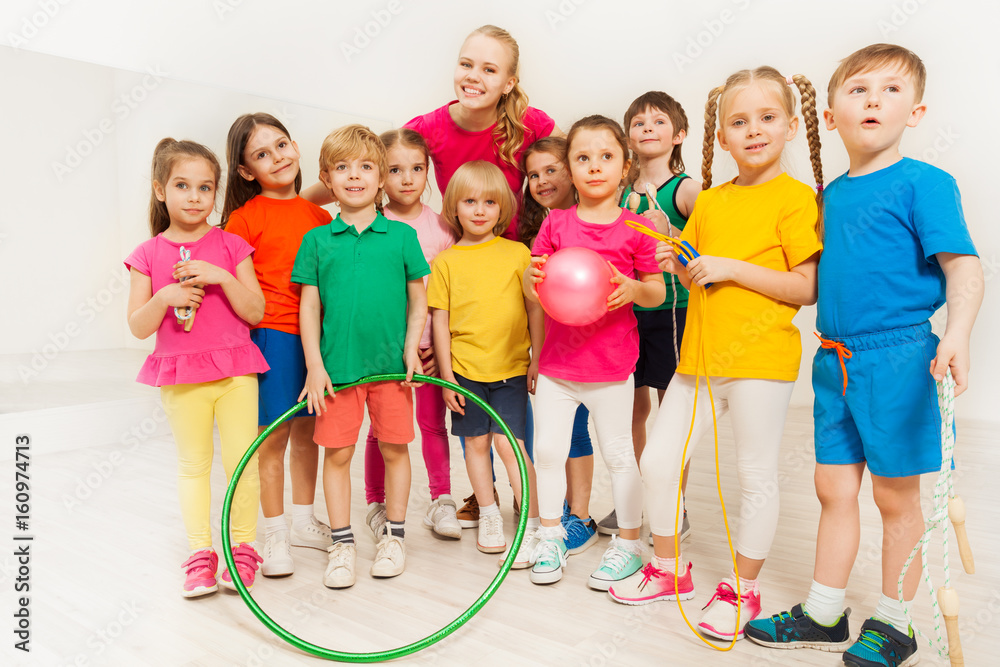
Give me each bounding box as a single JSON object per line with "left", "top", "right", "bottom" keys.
{"left": 816, "top": 183, "right": 824, "bottom": 193}
{"left": 786, "top": 75, "right": 795, "bottom": 85}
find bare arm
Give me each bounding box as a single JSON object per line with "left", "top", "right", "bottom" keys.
{"left": 674, "top": 177, "right": 702, "bottom": 219}
{"left": 402, "top": 279, "right": 427, "bottom": 385}
{"left": 126, "top": 268, "right": 204, "bottom": 340}
{"left": 525, "top": 298, "right": 545, "bottom": 394}
{"left": 548, "top": 124, "right": 566, "bottom": 139}
{"left": 300, "top": 181, "right": 335, "bottom": 206}
{"left": 522, "top": 255, "right": 547, "bottom": 303}
{"left": 432, "top": 308, "right": 463, "bottom": 414}
{"left": 297, "top": 284, "right": 334, "bottom": 414}
{"left": 684, "top": 252, "right": 819, "bottom": 306}
{"left": 608, "top": 267, "right": 666, "bottom": 311}
{"left": 930, "top": 253, "right": 984, "bottom": 396}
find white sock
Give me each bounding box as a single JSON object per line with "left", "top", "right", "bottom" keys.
{"left": 526, "top": 517, "right": 540, "bottom": 531}
{"left": 537, "top": 524, "right": 566, "bottom": 541}
{"left": 653, "top": 555, "right": 686, "bottom": 574}
{"left": 263, "top": 515, "right": 287, "bottom": 538}
{"left": 727, "top": 570, "right": 758, "bottom": 595}
{"left": 874, "top": 593, "right": 911, "bottom": 633}
{"left": 480, "top": 503, "right": 501, "bottom": 517}
{"left": 291, "top": 503, "right": 314, "bottom": 528}
{"left": 804, "top": 580, "right": 847, "bottom": 626}
{"left": 616, "top": 537, "right": 642, "bottom": 555}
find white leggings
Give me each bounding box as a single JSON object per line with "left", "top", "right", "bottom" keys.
{"left": 533, "top": 374, "right": 642, "bottom": 529}
{"left": 642, "top": 374, "right": 793, "bottom": 560}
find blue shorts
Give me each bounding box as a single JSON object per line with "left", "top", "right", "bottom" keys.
{"left": 250, "top": 328, "right": 310, "bottom": 425}
{"left": 813, "top": 322, "right": 944, "bottom": 478}
{"left": 452, "top": 374, "right": 528, "bottom": 441}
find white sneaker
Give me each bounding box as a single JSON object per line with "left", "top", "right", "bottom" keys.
{"left": 366, "top": 502, "right": 387, "bottom": 541}
{"left": 498, "top": 527, "right": 540, "bottom": 569}
{"left": 261, "top": 531, "right": 294, "bottom": 577}
{"left": 371, "top": 535, "right": 406, "bottom": 578}
{"left": 423, "top": 495, "right": 462, "bottom": 539}
{"left": 698, "top": 580, "right": 762, "bottom": 640}
{"left": 290, "top": 515, "right": 332, "bottom": 550}
{"left": 324, "top": 542, "right": 356, "bottom": 589}
{"left": 477, "top": 513, "right": 505, "bottom": 554}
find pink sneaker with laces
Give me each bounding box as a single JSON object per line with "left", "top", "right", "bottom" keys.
{"left": 220, "top": 543, "right": 263, "bottom": 592}
{"left": 181, "top": 548, "right": 219, "bottom": 598}
{"left": 608, "top": 561, "right": 695, "bottom": 605}
{"left": 698, "top": 580, "right": 762, "bottom": 640}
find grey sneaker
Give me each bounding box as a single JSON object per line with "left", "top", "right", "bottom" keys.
{"left": 648, "top": 511, "right": 691, "bottom": 546}
{"left": 366, "top": 502, "right": 387, "bottom": 541}
{"left": 596, "top": 509, "right": 619, "bottom": 536}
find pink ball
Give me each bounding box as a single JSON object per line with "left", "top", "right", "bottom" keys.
{"left": 536, "top": 247, "right": 614, "bottom": 326}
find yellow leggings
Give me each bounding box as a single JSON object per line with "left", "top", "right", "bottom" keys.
{"left": 160, "top": 374, "right": 260, "bottom": 550}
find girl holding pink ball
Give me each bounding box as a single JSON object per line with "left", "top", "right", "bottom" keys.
{"left": 522, "top": 115, "right": 665, "bottom": 589}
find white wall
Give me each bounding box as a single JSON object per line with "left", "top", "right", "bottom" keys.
{"left": 2, "top": 0, "right": 996, "bottom": 421}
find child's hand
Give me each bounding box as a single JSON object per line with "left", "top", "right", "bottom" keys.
{"left": 156, "top": 281, "right": 205, "bottom": 310}
{"left": 607, "top": 262, "right": 638, "bottom": 311}
{"left": 298, "top": 366, "right": 334, "bottom": 415}
{"left": 173, "top": 260, "right": 230, "bottom": 287}
{"left": 641, "top": 209, "right": 674, "bottom": 236}
{"left": 418, "top": 347, "right": 438, "bottom": 378}
{"left": 527, "top": 359, "right": 539, "bottom": 395}
{"left": 401, "top": 348, "right": 424, "bottom": 388}
{"left": 443, "top": 387, "right": 465, "bottom": 415}
{"left": 930, "top": 335, "right": 971, "bottom": 396}
{"left": 525, "top": 255, "right": 548, "bottom": 299}
{"left": 685, "top": 255, "right": 736, "bottom": 286}
{"left": 655, "top": 241, "right": 685, "bottom": 275}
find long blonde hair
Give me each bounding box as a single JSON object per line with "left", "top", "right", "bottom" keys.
{"left": 702, "top": 66, "right": 823, "bottom": 229}
{"left": 467, "top": 25, "right": 529, "bottom": 169}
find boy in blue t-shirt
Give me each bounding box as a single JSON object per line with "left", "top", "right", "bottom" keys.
{"left": 746, "top": 44, "right": 983, "bottom": 666}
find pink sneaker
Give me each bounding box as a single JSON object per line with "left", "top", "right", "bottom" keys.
{"left": 698, "top": 580, "right": 762, "bottom": 640}
{"left": 220, "top": 543, "right": 263, "bottom": 592}
{"left": 181, "top": 549, "right": 219, "bottom": 598}
{"left": 608, "top": 561, "right": 695, "bottom": 605}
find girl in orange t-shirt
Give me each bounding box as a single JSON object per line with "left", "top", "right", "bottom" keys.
{"left": 223, "top": 113, "right": 333, "bottom": 578}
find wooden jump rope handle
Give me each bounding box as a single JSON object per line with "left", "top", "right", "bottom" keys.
{"left": 948, "top": 496, "right": 975, "bottom": 574}
{"left": 938, "top": 587, "right": 964, "bottom": 667}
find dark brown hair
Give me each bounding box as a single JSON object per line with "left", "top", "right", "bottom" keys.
{"left": 519, "top": 136, "right": 570, "bottom": 250}
{"left": 221, "top": 113, "right": 301, "bottom": 227}
{"left": 623, "top": 91, "right": 689, "bottom": 185}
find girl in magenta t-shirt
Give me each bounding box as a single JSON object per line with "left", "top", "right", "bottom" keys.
{"left": 125, "top": 138, "right": 268, "bottom": 598}
{"left": 522, "top": 116, "right": 665, "bottom": 589}
{"left": 303, "top": 25, "right": 561, "bottom": 243}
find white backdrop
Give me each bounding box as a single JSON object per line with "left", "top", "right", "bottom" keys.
{"left": 1, "top": 0, "right": 996, "bottom": 421}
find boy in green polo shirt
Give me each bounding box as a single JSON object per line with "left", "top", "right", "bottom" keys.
{"left": 292, "top": 124, "right": 429, "bottom": 589}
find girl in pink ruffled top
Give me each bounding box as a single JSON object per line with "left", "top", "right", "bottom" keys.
{"left": 125, "top": 138, "right": 269, "bottom": 598}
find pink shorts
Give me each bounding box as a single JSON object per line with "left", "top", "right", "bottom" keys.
{"left": 314, "top": 381, "right": 414, "bottom": 448}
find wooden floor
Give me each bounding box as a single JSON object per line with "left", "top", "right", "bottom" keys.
{"left": 4, "top": 366, "right": 998, "bottom": 666}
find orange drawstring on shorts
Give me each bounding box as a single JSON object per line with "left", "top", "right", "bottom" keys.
{"left": 815, "top": 332, "right": 852, "bottom": 395}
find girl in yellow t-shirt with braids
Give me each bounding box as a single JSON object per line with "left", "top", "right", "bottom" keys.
{"left": 609, "top": 66, "right": 824, "bottom": 643}
{"left": 428, "top": 161, "right": 544, "bottom": 567}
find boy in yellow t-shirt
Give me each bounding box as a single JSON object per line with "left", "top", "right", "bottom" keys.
{"left": 428, "top": 161, "right": 544, "bottom": 568}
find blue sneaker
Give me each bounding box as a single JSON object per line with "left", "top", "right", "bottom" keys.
{"left": 587, "top": 536, "right": 642, "bottom": 591}
{"left": 744, "top": 603, "right": 852, "bottom": 651}
{"left": 529, "top": 538, "right": 568, "bottom": 585}
{"left": 843, "top": 618, "right": 918, "bottom": 667}
{"left": 561, "top": 500, "right": 571, "bottom": 524}
{"left": 564, "top": 515, "right": 598, "bottom": 555}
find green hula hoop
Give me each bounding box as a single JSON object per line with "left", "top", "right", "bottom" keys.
{"left": 221, "top": 373, "right": 529, "bottom": 662}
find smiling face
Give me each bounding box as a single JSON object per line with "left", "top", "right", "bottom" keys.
{"left": 525, "top": 150, "right": 574, "bottom": 210}
{"left": 628, "top": 106, "right": 684, "bottom": 160}
{"left": 567, "top": 127, "right": 629, "bottom": 204}
{"left": 237, "top": 124, "right": 300, "bottom": 197}
{"left": 383, "top": 144, "right": 428, "bottom": 209}
{"left": 825, "top": 64, "right": 926, "bottom": 170}
{"left": 453, "top": 33, "right": 516, "bottom": 112}
{"left": 455, "top": 188, "right": 500, "bottom": 244}
{"left": 319, "top": 153, "right": 383, "bottom": 214}
{"left": 154, "top": 157, "right": 217, "bottom": 229}
{"left": 717, "top": 82, "right": 798, "bottom": 184}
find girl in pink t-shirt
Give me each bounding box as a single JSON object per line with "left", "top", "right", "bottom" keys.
{"left": 362, "top": 128, "right": 460, "bottom": 541}
{"left": 125, "top": 138, "right": 268, "bottom": 598}
{"left": 522, "top": 116, "right": 665, "bottom": 589}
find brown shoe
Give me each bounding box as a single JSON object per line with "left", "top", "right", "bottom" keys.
{"left": 457, "top": 487, "right": 500, "bottom": 528}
